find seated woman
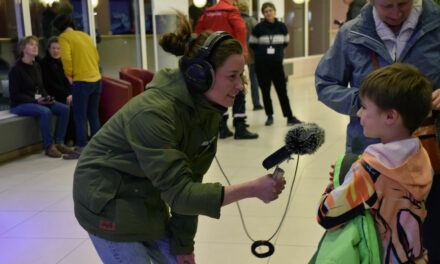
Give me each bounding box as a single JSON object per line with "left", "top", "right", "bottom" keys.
{"left": 8, "top": 36, "right": 78, "bottom": 159}
{"left": 40, "top": 36, "right": 75, "bottom": 146}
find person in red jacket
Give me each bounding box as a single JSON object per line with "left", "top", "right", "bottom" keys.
{"left": 196, "top": 0, "right": 248, "bottom": 61}
{"left": 196, "top": 0, "right": 258, "bottom": 140}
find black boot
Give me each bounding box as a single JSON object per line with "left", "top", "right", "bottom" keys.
{"left": 234, "top": 118, "right": 258, "bottom": 140}
{"left": 219, "top": 115, "right": 233, "bottom": 139}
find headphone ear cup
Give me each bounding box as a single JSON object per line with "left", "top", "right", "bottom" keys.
{"left": 183, "top": 58, "right": 215, "bottom": 93}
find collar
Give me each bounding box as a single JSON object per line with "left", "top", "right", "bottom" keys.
{"left": 373, "top": 0, "right": 422, "bottom": 38}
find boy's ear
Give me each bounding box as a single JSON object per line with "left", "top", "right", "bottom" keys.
{"left": 385, "top": 109, "right": 399, "bottom": 125}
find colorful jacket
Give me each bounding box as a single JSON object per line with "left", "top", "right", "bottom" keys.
{"left": 317, "top": 138, "right": 432, "bottom": 263}
{"left": 315, "top": 0, "right": 440, "bottom": 154}
{"left": 195, "top": 0, "right": 248, "bottom": 61}
{"left": 310, "top": 154, "right": 381, "bottom": 264}
{"left": 73, "top": 68, "right": 225, "bottom": 255}
{"left": 58, "top": 30, "right": 100, "bottom": 82}
{"left": 249, "top": 19, "right": 289, "bottom": 63}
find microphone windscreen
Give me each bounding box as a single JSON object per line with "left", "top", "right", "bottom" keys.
{"left": 285, "top": 123, "right": 325, "bottom": 155}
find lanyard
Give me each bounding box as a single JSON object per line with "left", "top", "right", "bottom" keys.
{"left": 268, "top": 34, "right": 274, "bottom": 45}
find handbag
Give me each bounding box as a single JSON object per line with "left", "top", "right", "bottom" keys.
{"left": 412, "top": 117, "right": 440, "bottom": 175}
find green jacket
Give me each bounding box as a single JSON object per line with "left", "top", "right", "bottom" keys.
{"left": 73, "top": 68, "right": 225, "bottom": 254}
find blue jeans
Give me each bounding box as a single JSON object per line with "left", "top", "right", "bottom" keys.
{"left": 248, "top": 63, "right": 261, "bottom": 108}
{"left": 71, "top": 80, "right": 102, "bottom": 147}
{"left": 10, "top": 102, "right": 70, "bottom": 149}
{"left": 89, "top": 234, "right": 178, "bottom": 264}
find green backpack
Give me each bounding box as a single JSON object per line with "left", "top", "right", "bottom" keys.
{"left": 309, "top": 154, "right": 382, "bottom": 264}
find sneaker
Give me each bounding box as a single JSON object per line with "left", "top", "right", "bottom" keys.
{"left": 287, "top": 116, "right": 302, "bottom": 126}
{"left": 56, "top": 143, "right": 78, "bottom": 155}
{"left": 45, "top": 144, "right": 62, "bottom": 158}
{"left": 253, "top": 105, "right": 263, "bottom": 111}
{"left": 265, "top": 116, "right": 274, "bottom": 126}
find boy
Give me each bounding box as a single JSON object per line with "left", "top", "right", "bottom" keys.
{"left": 317, "top": 63, "right": 433, "bottom": 263}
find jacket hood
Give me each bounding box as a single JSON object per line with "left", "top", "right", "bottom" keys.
{"left": 362, "top": 139, "right": 432, "bottom": 201}
{"left": 146, "top": 68, "right": 196, "bottom": 110}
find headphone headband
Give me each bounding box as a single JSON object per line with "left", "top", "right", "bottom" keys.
{"left": 198, "top": 31, "right": 233, "bottom": 60}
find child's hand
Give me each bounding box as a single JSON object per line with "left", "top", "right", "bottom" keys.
{"left": 329, "top": 164, "right": 335, "bottom": 182}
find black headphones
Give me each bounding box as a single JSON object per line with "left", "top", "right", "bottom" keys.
{"left": 182, "top": 31, "right": 233, "bottom": 94}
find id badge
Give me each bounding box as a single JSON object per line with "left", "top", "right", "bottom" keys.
{"left": 267, "top": 46, "right": 275, "bottom": 55}
{"left": 35, "top": 93, "right": 42, "bottom": 100}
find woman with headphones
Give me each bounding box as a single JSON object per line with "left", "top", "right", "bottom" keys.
{"left": 72, "top": 13, "right": 286, "bottom": 264}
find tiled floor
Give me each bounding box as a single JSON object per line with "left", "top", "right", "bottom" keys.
{"left": 0, "top": 75, "right": 348, "bottom": 264}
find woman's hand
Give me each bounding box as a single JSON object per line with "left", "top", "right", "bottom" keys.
{"left": 222, "top": 174, "right": 286, "bottom": 206}
{"left": 37, "top": 96, "right": 55, "bottom": 105}
{"left": 66, "top": 95, "right": 72, "bottom": 106}
{"left": 254, "top": 174, "right": 286, "bottom": 203}
{"left": 432, "top": 89, "right": 440, "bottom": 111}
{"left": 66, "top": 75, "right": 73, "bottom": 85}
{"left": 176, "top": 253, "right": 195, "bottom": 264}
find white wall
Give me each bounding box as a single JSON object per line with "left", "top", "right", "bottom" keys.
{"left": 151, "top": 0, "right": 189, "bottom": 71}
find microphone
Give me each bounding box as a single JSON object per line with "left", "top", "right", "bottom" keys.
{"left": 262, "top": 123, "right": 325, "bottom": 170}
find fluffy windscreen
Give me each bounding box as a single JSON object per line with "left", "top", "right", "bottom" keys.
{"left": 285, "top": 123, "right": 325, "bottom": 155}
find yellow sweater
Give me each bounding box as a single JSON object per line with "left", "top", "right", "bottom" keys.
{"left": 59, "top": 30, "right": 101, "bottom": 82}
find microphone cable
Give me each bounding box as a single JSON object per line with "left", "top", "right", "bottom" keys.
{"left": 214, "top": 155, "right": 300, "bottom": 259}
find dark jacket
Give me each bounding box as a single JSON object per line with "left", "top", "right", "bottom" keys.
{"left": 241, "top": 12, "right": 258, "bottom": 64}
{"left": 40, "top": 55, "right": 71, "bottom": 103}
{"left": 73, "top": 68, "right": 225, "bottom": 255}
{"left": 249, "top": 19, "right": 289, "bottom": 63}
{"left": 346, "top": 0, "right": 367, "bottom": 21}
{"left": 8, "top": 59, "right": 48, "bottom": 107}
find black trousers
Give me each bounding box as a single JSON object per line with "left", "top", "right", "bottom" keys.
{"left": 255, "top": 60, "right": 293, "bottom": 118}
{"left": 232, "top": 90, "right": 245, "bottom": 116}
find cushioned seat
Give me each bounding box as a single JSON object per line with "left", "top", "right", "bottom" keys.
{"left": 119, "top": 67, "right": 154, "bottom": 96}
{"left": 99, "top": 76, "right": 132, "bottom": 125}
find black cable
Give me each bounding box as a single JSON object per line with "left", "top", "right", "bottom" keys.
{"left": 214, "top": 155, "right": 300, "bottom": 258}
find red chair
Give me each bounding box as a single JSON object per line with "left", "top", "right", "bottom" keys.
{"left": 99, "top": 76, "right": 133, "bottom": 125}
{"left": 119, "top": 67, "right": 154, "bottom": 97}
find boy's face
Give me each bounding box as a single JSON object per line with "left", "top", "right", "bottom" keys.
{"left": 263, "top": 7, "right": 276, "bottom": 23}
{"left": 357, "top": 96, "right": 386, "bottom": 139}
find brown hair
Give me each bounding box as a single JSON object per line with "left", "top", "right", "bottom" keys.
{"left": 359, "top": 63, "right": 432, "bottom": 133}
{"left": 17, "top": 36, "right": 39, "bottom": 58}
{"left": 46, "top": 36, "right": 59, "bottom": 53}
{"left": 261, "top": 2, "right": 276, "bottom": 14}
{"left": 159, "top": 12, "right": 243, "bottom": 71}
